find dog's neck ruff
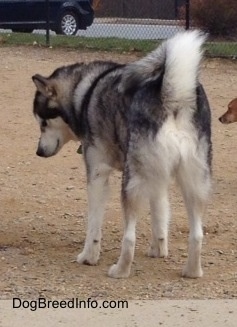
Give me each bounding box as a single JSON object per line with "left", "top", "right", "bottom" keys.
{"left": 68, "top": 64, "right": 124, "bottom": 140}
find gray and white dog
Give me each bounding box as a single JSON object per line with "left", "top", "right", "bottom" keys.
{"left": 32, "top": 31, "right": 212, "bottom": 278}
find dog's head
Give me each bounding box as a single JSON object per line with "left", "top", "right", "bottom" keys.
{"left": 219, "top": 98, "right": 237, "bottom": 124}
{"left": 32, "top": 64, "right": 82, "bottom": 157}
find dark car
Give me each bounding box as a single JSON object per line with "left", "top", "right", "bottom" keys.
{"left": 0, "top": 0, "right": 94, "bottom": 35}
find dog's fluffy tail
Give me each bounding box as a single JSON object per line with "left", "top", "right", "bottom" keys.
{"left": 121, "top": 30, "right": 206, "bottom": 111}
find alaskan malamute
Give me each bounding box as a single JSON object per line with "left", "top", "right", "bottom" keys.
{"left": 32, "top": 31, "right": 212, "bottom": 278}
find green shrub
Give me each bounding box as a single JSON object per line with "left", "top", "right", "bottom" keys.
{"left": 189, "top": 0, "right": 237, "bottom": 37}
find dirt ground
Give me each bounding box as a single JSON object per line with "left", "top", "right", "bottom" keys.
{"left": 0, "top": 45, "right": 236, "bottom": 301}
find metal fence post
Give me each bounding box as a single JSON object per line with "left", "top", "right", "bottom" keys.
{"left": 46, "top": 0, "right": 50, "bottom": 46}
{"left": 185, "top": 0, "right": 190, "bottom": 30}
{"left": 174, "top": 0, "right": 178, "bottom": 19}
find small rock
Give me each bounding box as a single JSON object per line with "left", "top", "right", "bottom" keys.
{"left": 66, "top": 186, "right": 75, "bottom": 190}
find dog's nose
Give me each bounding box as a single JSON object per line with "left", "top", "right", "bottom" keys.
{"left": 218, "top": 117, "right": 222, "bottom": 123}
{"left": 36, "top": 147, "right": 45, "bottom": 157}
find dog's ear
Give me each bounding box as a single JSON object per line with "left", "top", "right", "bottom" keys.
{"left": 32, "top": 74, "right": 57, "bottom": 99}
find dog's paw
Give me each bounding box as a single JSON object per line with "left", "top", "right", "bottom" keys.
{"left": 182, "top": 264, "right": 203, "bottom": 278}
{"left": 108, "top": 264, "right": 130, "bottom": 279}
{"left": 77, "top": 250, "right": 99, "bottom": 266}
{"left": 147, "top": 243, "right": 168, "bottom": 258}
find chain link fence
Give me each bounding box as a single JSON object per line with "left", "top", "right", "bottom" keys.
{"left": 82, "top": 0, "right": 185, "bottom": 40}
{"left": 0, "top": 0, "right": 236, "bottom": 58}
{"left": 84, "top": 0, "right": 237, "bottom": 58}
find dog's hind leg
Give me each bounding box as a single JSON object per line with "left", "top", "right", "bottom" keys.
{"left": 148, "top": 184, "right": 170, "bottom": 258}
{"left": 177, "top": 158, "right": 211, "bottom": 278}
{"left": 77, "top": 150, "right": 112, "bottom": 266}
{"left": 108, "top": 172, "right": 142, "bottom": 278}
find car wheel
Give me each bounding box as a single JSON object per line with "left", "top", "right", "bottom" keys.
{"left": 12, "top": 28, "right": 33, "bottom": 33}
{"left": 56, "top": 11, "right": 79, "bottom": 36}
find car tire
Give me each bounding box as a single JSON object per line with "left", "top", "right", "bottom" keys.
{"left": 56, "top": 11, "right": 79, "bottom": 36}
{"left": 12, "top": 28, "right": 33, "bottom": 33}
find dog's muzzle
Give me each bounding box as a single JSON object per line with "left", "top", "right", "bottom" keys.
{"left": 36, "top": 139, "right": 60, "bottom": 157}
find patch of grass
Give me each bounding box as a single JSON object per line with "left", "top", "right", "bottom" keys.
{"left": 204, "top": 42, "right": 237, "bottom": 58}
{"left": 0, "top": 32, "right": 236, "bottom": 57}
{"left": 0, "top": 32, "right": 158, "bottom": 54}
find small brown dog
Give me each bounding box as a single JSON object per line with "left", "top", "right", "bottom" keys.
{"left": 219, "top": 98, "right": 237, "bottom": 124}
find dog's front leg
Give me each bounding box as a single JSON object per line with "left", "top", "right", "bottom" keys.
{"left": 77, "top": 157, "right": 111, "bottom": 266}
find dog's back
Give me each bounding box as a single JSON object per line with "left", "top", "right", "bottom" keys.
{"left": 80, "top": 31, "right": 212, "bottom": 177}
